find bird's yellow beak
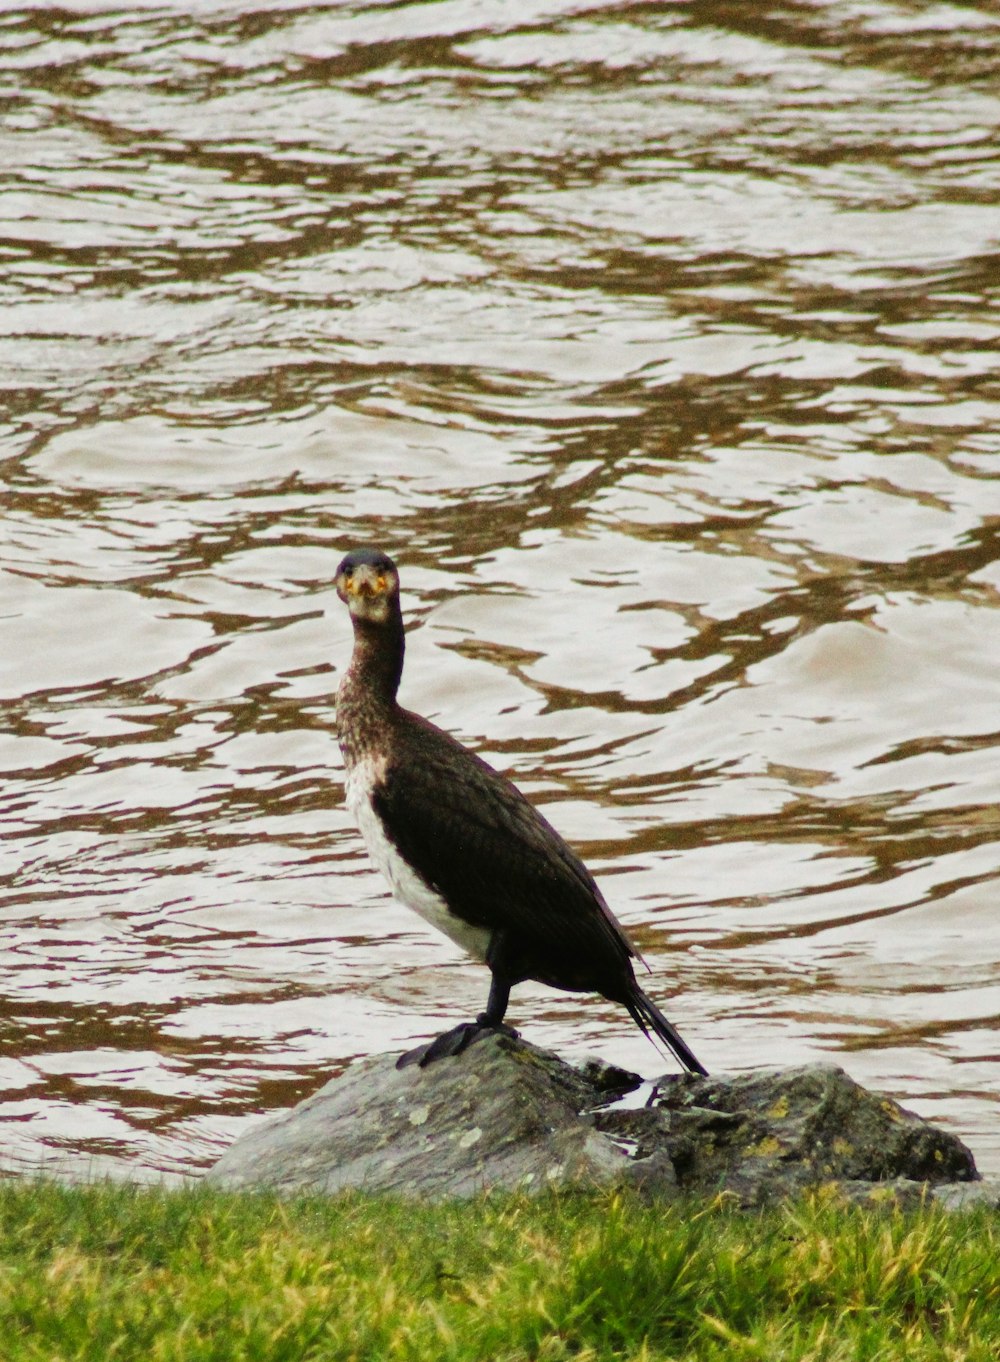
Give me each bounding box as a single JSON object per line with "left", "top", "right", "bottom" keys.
{"left": 345, "top": 566, "right": 388, "bottom": 598}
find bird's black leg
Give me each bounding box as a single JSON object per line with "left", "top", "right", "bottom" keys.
{"left": 396, "top": 966, "right": 519, "bottom": 1070}
{"left": 476, "top": 971, "right": 511, "bottom": 1029}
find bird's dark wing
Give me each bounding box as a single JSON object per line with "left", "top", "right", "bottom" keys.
{"left": 371, "top": 712, "right": 636, "bottom": 992}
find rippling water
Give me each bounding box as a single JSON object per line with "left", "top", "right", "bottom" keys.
{"left": 2, "top": 0, "right": 999, "bottom": 1181}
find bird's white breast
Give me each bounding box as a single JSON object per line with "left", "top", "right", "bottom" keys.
{"left": 345, "top": 756, "right": 491, "bottom": 963}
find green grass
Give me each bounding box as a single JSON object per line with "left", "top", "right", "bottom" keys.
{"left": 0, "top": 1180, "right": 997, "bottom": 1361}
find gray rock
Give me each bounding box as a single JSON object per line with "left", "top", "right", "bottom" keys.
{"left": 929, "top": 1178, "right": 1000, "bottom": 1212}
{"left": 206, "top": 1032, "right": 980, "bottom": 1205}
{"left": 650, "top": 1063, "right": 979, "bottom": 1205}
{"left": 208, "top": 1033, "right": 648, "bottom": 1198}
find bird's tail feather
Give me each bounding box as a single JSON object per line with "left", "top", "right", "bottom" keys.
{"left": 627, "top": 988, "right": 708, "bottom": 1077}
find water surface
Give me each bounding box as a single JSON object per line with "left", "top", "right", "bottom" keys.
{"left": 1, "top": 0, "right": 999, "bottom": 1180}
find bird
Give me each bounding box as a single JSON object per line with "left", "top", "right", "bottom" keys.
{"left": 334, "top": 547, "right": 708, "bottom": 1076}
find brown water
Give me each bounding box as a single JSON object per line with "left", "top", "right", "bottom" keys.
{"left": 1, "top": 1, "right": 999, "bottom": 1182}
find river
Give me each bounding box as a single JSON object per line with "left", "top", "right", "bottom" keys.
{"left": 1, "top": 0, "right": 999, "bottom": 1180}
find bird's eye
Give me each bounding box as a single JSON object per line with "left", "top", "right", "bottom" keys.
{"left": 376, "top": 574, "right": 386, "bottom": 591}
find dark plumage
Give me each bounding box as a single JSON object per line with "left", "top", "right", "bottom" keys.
{"left": 335, "top": 547, "right": 707, "bottom": 1075}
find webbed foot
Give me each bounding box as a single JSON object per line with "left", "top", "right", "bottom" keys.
{"left": 396, "top": 1019, "right": 520, "bottom": 1070}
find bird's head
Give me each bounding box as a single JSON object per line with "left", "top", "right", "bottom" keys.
{"left": 335, "top": 548, "right": 400, "bottom": 625}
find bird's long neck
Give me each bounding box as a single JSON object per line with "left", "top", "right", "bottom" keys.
{"left": 337, "top": 606, "right": 405, "bottom": 766}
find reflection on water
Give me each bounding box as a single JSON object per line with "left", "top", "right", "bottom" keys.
{"left": 1, "top": 0, "right": 999, "bottom": 1181}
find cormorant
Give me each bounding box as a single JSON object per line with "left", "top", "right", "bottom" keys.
{"left": 335, "top": 547, "right": 707, "bottom": 1075}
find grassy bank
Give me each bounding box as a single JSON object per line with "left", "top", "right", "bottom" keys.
{"left": 0, "top": 1179, "right": 997, "bottom": 1361}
